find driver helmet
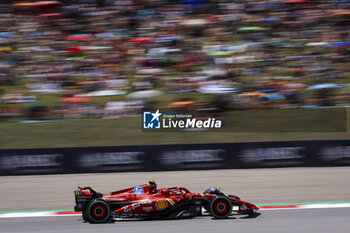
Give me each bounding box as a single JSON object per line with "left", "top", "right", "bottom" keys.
{"left": 148, "top": 179, "right": 157, "bottom": 193}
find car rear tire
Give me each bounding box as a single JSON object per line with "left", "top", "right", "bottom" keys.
{"left": 85, "top": 199, "right": 111, "bottom": 223}
{"left": 209, "top": 196, "right": 232, "bottom": 219}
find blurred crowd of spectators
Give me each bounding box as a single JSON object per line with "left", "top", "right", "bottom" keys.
{"left": 0, "top": 0, "right": 349, "bottom": 121}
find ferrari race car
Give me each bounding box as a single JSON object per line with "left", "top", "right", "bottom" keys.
{"left": 74, "top": 181, "right": 259, "bottom": 223}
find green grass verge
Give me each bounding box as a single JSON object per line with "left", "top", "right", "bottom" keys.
{"left": 0, "top": 108, "right": 349, "bottom": 149}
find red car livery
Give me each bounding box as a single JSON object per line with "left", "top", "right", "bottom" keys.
{"left": 74, "top": 183, "right": 259, "bottom": 223}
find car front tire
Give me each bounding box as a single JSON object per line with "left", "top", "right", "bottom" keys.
{"left": 209, "top": 196, "right": 232, "bottom": 219}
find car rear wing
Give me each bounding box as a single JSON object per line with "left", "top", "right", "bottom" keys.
{"left": 74, "top": 187, "right": 101, "bottom": 211}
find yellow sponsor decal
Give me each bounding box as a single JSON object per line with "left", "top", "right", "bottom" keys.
{"left": 156, "top": 199, "right": 168, "bottom": 210}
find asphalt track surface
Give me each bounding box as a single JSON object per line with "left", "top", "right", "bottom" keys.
{"left": 1, "top": 167, "right": 350, "bottom": 211}
{"left": 1, "top": 208, "right": 350, "bottom": 233}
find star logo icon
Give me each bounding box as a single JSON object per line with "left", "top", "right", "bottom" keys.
{"left": 150, "top": 109, "right": 162, "bottom": 122}
{"left": 143, "top": 109, "right": 162, "bottom": 129}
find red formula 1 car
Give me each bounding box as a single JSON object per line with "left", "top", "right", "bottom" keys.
{"left": 74, "top": 181, "right": 259, "bottom": 223}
